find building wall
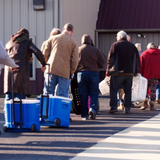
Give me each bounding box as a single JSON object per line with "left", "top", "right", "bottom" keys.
{"left": 0, "top": 0, "right": 101, "bottom": 95}
{"left": 97, "top": 31, "right": 160, "bottom": 59}
{"left": 0, "top": 0, "right": 56, "bottom": 69}
{"left": 60, "top": 0, "right": 101, "bottom": 46}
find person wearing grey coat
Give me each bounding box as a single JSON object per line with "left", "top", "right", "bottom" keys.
{"left": 0, "top": 39, "right": 19, "bottom": 135}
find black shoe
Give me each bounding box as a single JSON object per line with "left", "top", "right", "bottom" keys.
{"left": 131, "top": 103, "right": 135, "bottom": 108}
{"left": 108, "top": 108, "right": 118, "bottom": 114}
{"left": 89, "top": 108, "right": 96, "bottom": 120}
{"left": 124, "top": 108, "right": 131, "bottom": 114}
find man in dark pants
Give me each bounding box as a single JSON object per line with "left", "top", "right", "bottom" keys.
{"left": 106, "top": 30, "right": 140, "bottom": 114}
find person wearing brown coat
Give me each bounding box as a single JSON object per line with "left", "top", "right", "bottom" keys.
{"left": 77, "top": 34, "right": 107, "bottom": 120}
{"left": 42, "top": 23, "right": 79, "bottom": 97}
{"left": 4, "top": 28, "right": 46, "bottom": 100}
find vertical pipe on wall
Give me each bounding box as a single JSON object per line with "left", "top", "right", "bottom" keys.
{"left": 53, "top": 0, "right": 60, "bottom": 28}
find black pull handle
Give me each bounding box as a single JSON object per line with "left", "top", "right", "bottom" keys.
{"left": 40, "top": 64, "right": 50, "bottom": 118}
{"left": 12, "top": 70, "right": 23, "bottom": 125}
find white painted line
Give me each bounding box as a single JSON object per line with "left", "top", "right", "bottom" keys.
{"left": 71, "top": 114, "right": 160, "bottom": 160}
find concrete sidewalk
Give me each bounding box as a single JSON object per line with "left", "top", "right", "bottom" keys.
{"left": 71, "top": 113, "right": 160, "bottom": 160}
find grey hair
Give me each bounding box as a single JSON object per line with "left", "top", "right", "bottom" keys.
{"left": 117, "top": 30, "right": 127, "bottom": 39}
{"left": 147, "top": 42, "right": 156, "bottom": 49}
{"left": 135, "top": 43, "right": 141, "bottom": 52}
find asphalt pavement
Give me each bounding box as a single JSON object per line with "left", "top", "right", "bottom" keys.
{"left": 0, "top": 96, "right": 160, "bottom": 160}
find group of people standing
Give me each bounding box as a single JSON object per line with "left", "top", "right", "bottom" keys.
{"left": 107, "top": 30, "right": 160, "bottom": 114}
{"left": 0, "top": 23, "right": 106, "bottom": 121}
{"left": 0, "top": 24, "right": 160, "bottom": 122}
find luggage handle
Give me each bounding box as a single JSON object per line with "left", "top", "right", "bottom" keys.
{"left": 40, "top": 64, "right": 50, "bottom": 118}
{"left": 12, "top": 70, "right": 23, "bottom": 125}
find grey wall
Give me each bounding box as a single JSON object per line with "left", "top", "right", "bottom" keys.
{"left": 97, "top": 31, "right": 160, "bottom": 60}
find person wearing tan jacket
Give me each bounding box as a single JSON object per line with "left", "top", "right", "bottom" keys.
{"left": 41, "top": 28, "right": 61, "bottom": 62}
{"left": 43, "top": 23, "right": 79, "bottom": 97}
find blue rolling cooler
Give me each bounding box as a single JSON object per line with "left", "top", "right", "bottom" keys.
{"left": 3, "top": 99, "right": 41, "bottom": 132}
{"left": 3, "top": 70, "right": 41, "bottom": 132}
{"left": 38, "top": 95, "right": 72, "bottom": 127}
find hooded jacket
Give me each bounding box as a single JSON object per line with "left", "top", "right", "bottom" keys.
{"left": 77, "top": 34, "right": 106, "bottom": 72}
{"left": 139, "top": 48, "right": 160, "bottom": 79}
{"left": 4, "top": 34, "right": 46, "bottom": 97}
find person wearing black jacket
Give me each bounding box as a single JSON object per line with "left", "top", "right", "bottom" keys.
{"left": 106, "top": 30, "right": 140, "bottom": 114}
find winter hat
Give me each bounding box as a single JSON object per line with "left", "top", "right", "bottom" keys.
{"left": 17, "top": 28, "right": 29, "bottom": 37}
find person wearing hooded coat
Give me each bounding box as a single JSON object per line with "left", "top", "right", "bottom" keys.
{"left": 139, "top": 42, "right": 160, "bottom": 111}
{"left": 4, "top": 28, "right": 46, "bottom": 100}
{"left": 77, "top": 34, "right": 107, "bottom": 120}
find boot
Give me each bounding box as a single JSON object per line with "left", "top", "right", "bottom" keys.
{"left": 149, "top": 101, "right": 155, "bottom": 111}
{"left": 140, "top": 98, "right": 148, "bottom": 110}
{"left": 156, "top": 99, "right": 160, "bottom": 104}
{"left": 118, "top": 103, "right": 124, "bottom": 110}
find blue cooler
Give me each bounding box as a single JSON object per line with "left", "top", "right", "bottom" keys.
{"left": 38, "top": 95, "right": 72, "bottom": 127}
{"left": 4, "top": 99, "right": 40, "bottom": 132}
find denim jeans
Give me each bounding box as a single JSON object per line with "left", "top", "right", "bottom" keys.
{"left": 43, "top": 73, "right": 70, "bottom": 98}
{"left": 110, "top": 75, "right": 133, "bottom": 109}
{"left": 5, "top": 92, "right": 26, "bottom": 100}
{"left": 77, "top": 71, "right": 99, "bottom": 117}
{"left": 156, "top": 81, "right": 160, "bottom": 100}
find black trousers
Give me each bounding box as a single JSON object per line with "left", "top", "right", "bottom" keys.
{"left": 110, "top": 75, "right": 133, "bottom": 109}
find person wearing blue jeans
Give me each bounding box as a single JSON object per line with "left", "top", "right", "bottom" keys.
{"left": 5, "top": 92, "right": 26, "bottom": 100}
{"left": 156, "top": 81, "right": 160, "bottom": 104}
{"left": 42, "top": 23, "right": 79, "bottom": 98}
{"left": 43, "top": 73, "right": 70, "bottom": 97}
{"left": 77, "top": 71, "right": 99, "bottom": 119}
{"left": 77, "top": 34, "right": 106, "bottom": 120}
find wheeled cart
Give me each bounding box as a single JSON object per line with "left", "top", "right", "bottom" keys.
{"left": 70, "top": 76, "right": 100, "bottom": 115}
{"left": 3, "top": 99, "right": 41, "bottom": 132}
{"left": 38, "top": 95, "right": 72, "bottom": 127}
{"left": 3, "top": 70, "right": 41, "bottom": 132}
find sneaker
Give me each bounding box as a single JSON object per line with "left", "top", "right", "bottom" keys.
{"left": 108, "top": 108, "right": 118, "bottom": 113}
{"left": 88, "top": 108, "right": 96, "bottom": 120}
{"left": 118, "top": 103, "right": 124, "bottom": 110}
{"left": 81, "top": 117, "right": 88, "bottom": 121}
{"left": 81, "top": 116, "right": 89, "bottom": 121}
{"left": 124, "top": 108, "right": 130, "bottom": 114}
{"left": 131, "top": 103, "right": 135, "bottom": 108}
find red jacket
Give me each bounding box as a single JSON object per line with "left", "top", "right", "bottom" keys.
{"left": 139, "top": 48, "right": 160, "bottom": 79}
